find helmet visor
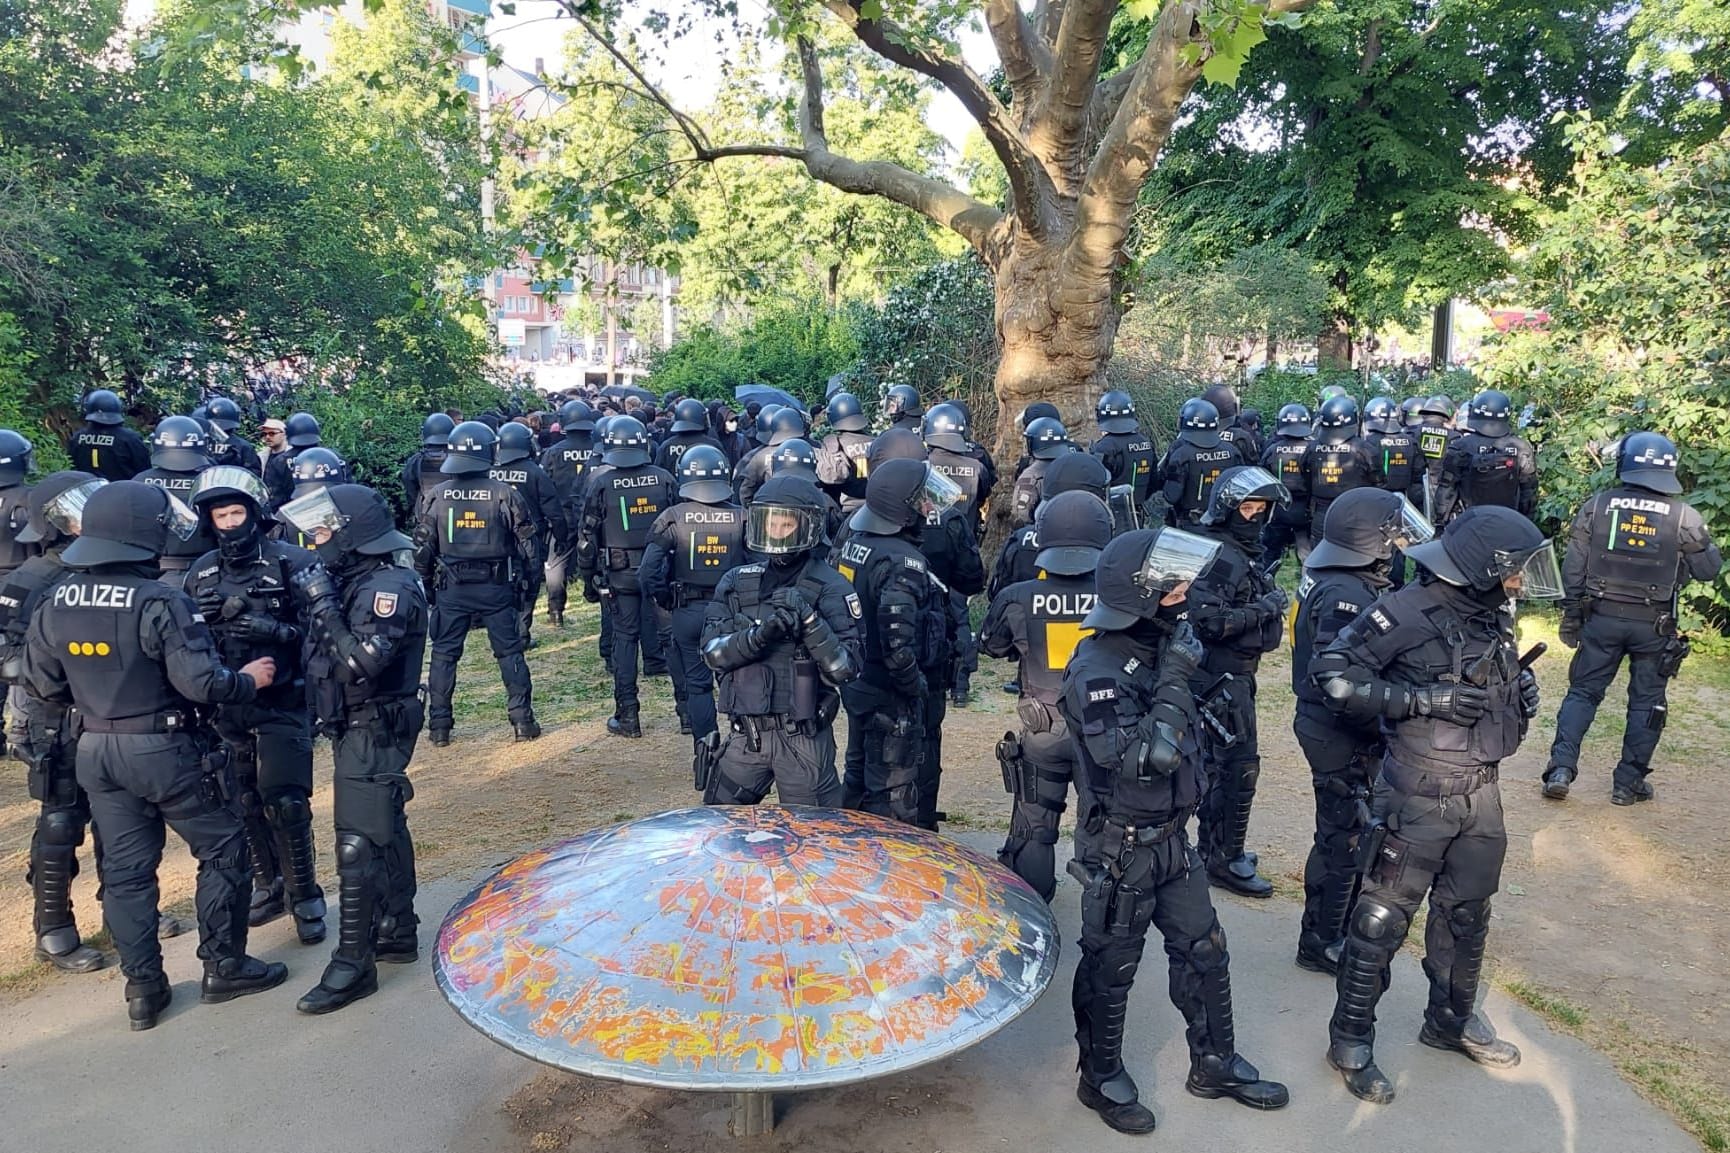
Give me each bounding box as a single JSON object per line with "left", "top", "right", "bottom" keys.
{"left": 1135, "top": 528, "right": 1220, "bottom": 593}
{"left": 1107, "top": 484, "right": 1142, "bottom": 534}
{"left": 747, "top": 503, "right": 822, "bottom": 555}
{"left": 1214, "top": 465, "right": 1290, "bottom": 508}
{"left": 1387, "top": 496, "right": 1435, "bottom": 550}
{"left": 277, "top": 489, "right": 348, "bottom": 539}
{"left": 1496, "top": 540, "right": 1564, "bottom": 600}
{"left": 919, "top": 463, "right": 962, "bottom": 517}
{"left": 192, "top": 465, "right": 270, "bottom": 510}
{"left": 162, "top": 493, "right": 199, "bottom": 542}
{"left": 43, "top": 479, "right": 108, "bottom": 537}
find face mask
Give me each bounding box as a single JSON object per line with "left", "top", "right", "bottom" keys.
{"left": 214, "top": 513, "right": 260, "bottom": 559}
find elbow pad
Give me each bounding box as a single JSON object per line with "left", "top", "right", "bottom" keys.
{"left": 336, "top": 633, "right": 395, "bottom": 684}
{"left": 801, "top": 615, "right": 857, "bottom": 686}
{"left": 703, "top": 627, "right": 763, "bottom": 672}
{"left": 1311, "top": 649, "right": 1408, "bottom": 721}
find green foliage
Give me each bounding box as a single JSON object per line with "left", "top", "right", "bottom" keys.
{"left": 646, "top": 302, "right": 858, "bottom": 409}
{"left": 1480, "top": 116, "right": 1730, "bottom": 630}
{"left": 0, "top": 0, "right": 494, "bottom": 456}
{"left": 1130, "top": 242, "right": 1329, "bottom": 369}
{"left": 1139, "top": 0, "right": 1631, "bottom": 343}
{"left": 849, "top": 256, "right": 997, "bottom": 423}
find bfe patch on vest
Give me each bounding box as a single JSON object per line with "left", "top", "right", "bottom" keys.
{"left": 1367, "top": 607, "right": 1395, "bottom": 634}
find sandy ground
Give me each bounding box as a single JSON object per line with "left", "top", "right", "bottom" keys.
{"left": 2, "top": 599, "right": 1725, "bottom": 1144}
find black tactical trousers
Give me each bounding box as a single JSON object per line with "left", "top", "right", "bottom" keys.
{"left": 841, "top": 678, "right": 923, "bottom": 826}
{"left": 1195, "top": 672, "right": 1262, "bottom": 868}
{"left": 918, "top": 681, "right": 948, "bottom": 828}
{"left": 608, "top": 589, "right": 647, "bottom": 714}
{"left": 428, "top": 579, "right": 533, "bottom": 729}
{"left": 1071, "top": 818, "right": 1234, "bottom": 1082}
{"left": 1549, "top": 612, "right": 1671, "bottom": 790}
{"left": 669, "top": 602, "right": 717, "bottom": 741}
{"left": 215, "top": 703, "right": 316, "bottom": 890}
{"left": 543, "top": 542, "right": 575, "bottom": 619}
{"left": 1293, "top": 708, "right": 1375, "bottom": 957}
{"left": 76, "top": 732, "right": 250, "bottom": 987}
{"left": 1331, "top": 770, "right": 1507, "bottom": 1053}
{"left": 333, "top": 699, "right": 423, "bottom": 950}
{"left": 707, "top": 721, "right": 841, "bottom": 807}
{"left": 998, "top": 714, "right": 1076, "bottom": 901}
{"left": 517, "top": 566, "right": 544, "bottom": 644}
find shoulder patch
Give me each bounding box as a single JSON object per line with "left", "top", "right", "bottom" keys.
{"left": 196, "top": 565, "right": 219, "bottom": 579}
{"left": 373, "top": 591, "right": 399, "bottom": 618}
{"left": 738, "top": 563, "right": 766, "bottom": 575}
{"left": 845, "top": 593, "right": 862, "bottom": 619}
{"left": 1122, "top": 657, "right": 1141, "bottom": 676}
{"left": 1333, "top": 600, "right": 1361, "bottom": 615}
{"left": 1367, "top": 607, "right": 1394, "bottom": 634}
{"left": 903, "top": 556, "right": 926, "bottom": 572}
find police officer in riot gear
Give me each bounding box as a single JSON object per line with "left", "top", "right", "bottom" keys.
{"left": 836, "top": 459, "right": 959, "bottom": 825}
{"left": 815, "top": 392, "right": 874, "bottom": 514}
{"left": 923, "top": 402, "right": 993, "bottom": 530}
{"left": 737, "top": 407, "right": 808, "bottom": 506}
{"left": 1258, "top": 403, "right": 1313, "bottom": 573}
{"left": 1433, "top": 390, "right": 1537, "bottom": 524}
{"left": 730, "top": 407, "right": 779, "bottom": 502}
{"left": 1159, "top": 398, "right": 1250, "bottom": 527}
{"left": 653, "top": 398, "right": 723, "bottom": 473}
{"left": 1310, "top": 505, "right": 1560, "bottom": 1103}
{"left": 66, "top": 390, "right": 151, "bottom": 481}
{"left": 1363, "top": 397, "right": 1420, "bottom": 585}
{"left": 981, "top": 490, "right": 1110, "bottom": 899}
{"left": 1544, "top": 433, "right": 1723, "bottom": 803}
{"left": 577, "top": 415, "right": 676, "bottom": 738}
{"left": 136, "top": 416, "right": 218, "bottom": 588}
{"left": 2, "top": 472, "right": 108, "bottom": 972}
{"left": 414, "top": 421, "right": 540, "bottom": 745}
{"left": 1187, "top": 466, "right": 1290, "bottom": 898}
{"left": 989, "top": 451, "right": 1117, "bottom": 600}
{"left": 0, "top": 430, "right": 34, "bottom": 581}
{"left": 284, "top": 485, "right": 427, "bottom": 1014}
{"left": 203, "top": 398, "right": 262, "bottom": 476}
{"left": 402, "top": 413, "right": 454, "bottom": 514}
{"left": 1291, "top": 487, "right": 1433, "bottom": 974}
{"left": 542, "top": 399, "right": 598, "bottom": 627}
{"left": 1291, "top": 394, "right": 1381, "bottom": 548}
{"left": 768, "top": 438, "right": 844, "bottom": 541}
{"left": 23, "top": 481, "right": 287, "bottom": 1029}
{"left": 1010, "top": 402, "right": 1062, "bottom": 480}
{"left": 1205, "top": 383, "right": 1261, "bottom": 460}
{"left": 1060, "top": 527, "right": 1287, "bottom": 1133}
{"left": 264, "top": 412, "right": 325, "bottom": 508}
{"left": 492, "top": 422, "right": 568, "bottom": 648}
{"left": 698, "top": 476, "right": 861, "bottom": 805}
{"left": 187, "top": 465, "right": 326, "bottom": 943}
{"left": 1412, "top": 394, "right": 1457, "bottom": 517}
{"left": 1091, "top": 390, "right": 1158, "bottom": 518}
{"left": 883, "top": 384, "right": 924, "bottom": 433}
{"left": 641, "top": 446, "right": 748, "bottom": 744}
{"left": 1010, "top": 416, "right": 1074, "bottom": 527}
{"left": 290, "top": 447, "right": 350, "bottom": 500}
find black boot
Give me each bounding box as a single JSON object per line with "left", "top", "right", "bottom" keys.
{"left": 248, "top": 877, "right": 285, "bottom": 926}
{"left": 429, "top": 728, "right": 452, "bottom": 747}
{"left": 1297, "top": 867, "right": 1358, "bottom": 974}
{"left": 1294, "top": 936, "right": 1343, "bottom": 975}
{"left": 607, "top": 710, "right": 641, "bottom": 738}
{"left": 275, "top": 810, "right": 328, "bottom": 946}
{"left": 1328, "top": 941, "right": 1396, "bottom": 1104}
{"left": 1611, "top": 778, "right": 1654, "bottom": 805}
{"left": 1077, "top": 1071, "right": 1157, "bottom": 1135}
{"left": 1541, "top": 762, "right": 1575, "bottom": 800}
{"left": 200, "top": 956, "right": 289, "bottom": 1004}
{"left": 1207, "top": 854, "right": 1274, "bottom": 898}
{"left": 1186, "top": 1053, "right": 1290, "bottom": 1109}
{"left": 36, "top": 926, "right": 106, "bottom": 974}
{"left": 297, "top": 852, "right": 379, "bottom": 1015}
{"left": 1208, "top": 770, "right": 1273, "bottom": 897}
{"left": 126, "top": 976, "right": 173, "bottom": 1032}
{"left": 513, "top": 716, "right": 542, "bottom": 742}
{"left": 1185, "top": 947, "right": 1290, "bottom": 1108}
{"left": 547, "top": 609, "right": 564, "bottom": 627}
{"left": 1075, "top": 975, "right": 1156, "bottom": 1134}
{"left": 1419, "top": 1013, "right": 1521, "bottom": 1068}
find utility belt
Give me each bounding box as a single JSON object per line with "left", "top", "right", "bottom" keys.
{"left": 1382, "top": 757, "right": 1497, "bottom": 798}
{"left": 1099, "top": 807, "right": 1194, "bottom": 848}
{"left": 347, "top": 694, "right": 421, "bottom": 726}
{"left": 439, "top": 557, "right": 514, "bottom": 585}
{"left": 1068, "top": 804, "right": 1196, "bottom": 939}
{"left": 1589, "top": 598, "right": 1665, "bottom": 622}
{"left": 670, "top": 580, "right": 719, "bottom": 608}
{"left": 77, "top": 709, "right": 194, "bottom": 734}
{"left": 728, "top": 705, "right": 833, "bottom": 748}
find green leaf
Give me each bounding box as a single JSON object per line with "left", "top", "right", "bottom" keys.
{"left": 1124, "top": 0, "right": 1163, "bottom": 21}
{"left": 1201, "top": 50, "right": 1245, "bottom": 87}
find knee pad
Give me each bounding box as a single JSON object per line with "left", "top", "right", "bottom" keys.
{"left": 1187, "top": 921, "right": 1230, "bottom": 972}
{"left": 335, "top": 833, "right": 372, "bottom": 868}
{"left": 1444, "top": 897, "right": 1492, "bottom": 938}
{"left": 1350, "top": 896, "right": 1410, "bottom": 946}
{"left": 38, "top": 809, "right": 84, "bottom": 848}
{"left": 262, "top": 792, "right": 313, "bottom": 829}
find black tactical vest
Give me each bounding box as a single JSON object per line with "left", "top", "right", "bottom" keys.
{"left": 186, "top": 541, "right": 309, "bottom": 704}
{"left": 838, "top": 531, "right": 944, "bottom": 675}
{"left": 1580, "top": 487, "right": 1686, "bottom": 606}
{"left": 600, "top": 465, "right": 675, "bottom": 553}
{"left": 929, "top": 447, "right": 984, "bottom": 524}
{"left": 1367, "top": 431, "right": 1418, "bottom": 494}
{"left": 671, "top": 503, "right": 747, "bottom": 591}
{"left": 823, "top": 431, "right": 873, "bottom": 506}
{"left": 1063, "top": 629, "right": 1203, "bottom": 823}
{"left": 714, "top": 561, "right": 834, "bottom": 716}
{"left": 1454, "top": 433, "right": 1522, "bottom": 510}
{"left": 1261, "top": 437, "right": 1308, "bottom": 493}
{"left": 1291, "top": 567, "right": 1380, "bottom": 709}
{"left": 426, "top": 478, "right": 517, "bottom": 563}
{"left": 1170, "top": 441, "right": 1240, "bottom": 524}
{"left": 1095, "top": 430, "right": 1158, "bottom": 502}
{"left": 37, "top": 572, "right": 182, "bottom": 721}
{"left": 1304, "top": 441, "right": 1376, "bottom": 521}
{"left": 1014, "top": 571, "right": 1096, "bottom": 705}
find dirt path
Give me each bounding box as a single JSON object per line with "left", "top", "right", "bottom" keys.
{"left": 2, "top": 602, "right": 1725, "bottom": 1145}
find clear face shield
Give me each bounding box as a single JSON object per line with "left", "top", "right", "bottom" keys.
{"left": 917, "top": 463, "right": 962, "bottom": 519}
{"left": 1107, "top": 484, "right": 1142, "bottom": 534}
{"left": 1495, "top": 540, "right": 1565, "bottom": 600}
{"left": 162, "top": 493, "right": 199, "bottom": 542}
{"left": 746, "top": 503, "right": 822, "bottom": 555}
{"left": 192, "top": 465, "right": 270, "bottom": 511}
{"left": 1386, "top": 495, "right": 1435, "bottom": 551}
{"left": 1216, "top": 465, "right": 1290, "bottom": 510}
{"left": 277, "top": 489, "right": 348, "bottom": 541}
{"left": 43, "top": 478, "right": 108, "bottom": 537}
{"left": 1134, "top": 528, "right": 1221, "bottom": 598}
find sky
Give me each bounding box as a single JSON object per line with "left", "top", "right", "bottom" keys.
{"left": 487, "top": 0, "right": 996, "bottom": 159}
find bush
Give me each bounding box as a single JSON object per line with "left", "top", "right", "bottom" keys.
{"left": 849, "top": 255, "right": 998, "bottom": 425}
{"left": 647, "top": 302, "right": 858, "bottom": 410}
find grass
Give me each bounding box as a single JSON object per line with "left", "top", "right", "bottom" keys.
{"left": 1501, "top": 973, "right": 1730, "bottom": 1151}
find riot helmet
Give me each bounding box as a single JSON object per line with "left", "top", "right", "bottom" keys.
{"left": 1316, "top": 394, "right": 1360, "bottom": 443}
{"left": 1178, "top": 398, "right": 1221, "bottom": 448}
{"left": 60, "top": 481, "right": 197, "bottom": 567}
{"left": 1034, "top": 491, "right": 1113, "bottom": 576}
{"left": 1040, "top": 451, "right": 1111, "bottom": 502}
{"left": 1419, "top": 394, "right": 1455, "bottom": 420}
{"left": 83, "top": 389, "right": 126, "bottom": 427}
{"left": 1275, "top": 403, "right": 1312, "bottom": 438}
{"left": 1024, "top": 416, "right": 1072, "bottom": 461}
{"left": 290, "top": 447, "right": 349, "bottom": 496}
{"left": 1308, "top": 487, "right": 1433, "bottom": 569}
{"left": 746, "top": 475, "right": 829, "bottom": 561}
{"left": 496, "top": 422, "right": 536, "bottom": 464}
{"left": 1406, "top": 505, "right": 1562, "bottom": 600}
{"left": 600, "top": 415, "right": 652, "bottom": 467}
{"left": 677, "top": 444, "right": 733, "bottom": 503}
{"left": 921, "top": 403, "right": 970, "bottom": 453}
{"left": 280, "top": 483, "right": 412, "bottom": 571}
{"left": 1363, "top": 396, "right": 1401, "bottom": 435}
{"left": 1082, "top": 527, "right": 1221, "bottom": 630}
{"left": 1617, "top": 431, "right": 1683, "bottom": 495}
{"left": 849, "top": 458, "right": 959, "bottom": 535}
{"left": 754, "top": 405, "right": 783, "bottom": 446}
{"left": 284, "top": 412, "right": 322, "bottom": 448}
{"left": 192, "top": 465, "right": 274, "bottom": 557}
{"left": 422, "top": 412, "right": 455, "bottom": 447}
{"left": 1465, "top": 390, "right": 1513, "bottom": 437}
{"left": 0, "top": 429, "right": 34, "bottom": 485}
{"left": 1096, "top": 390, "right": 1138, "bottom": 434}
{"left": 205, "top": 397, "right": 243, "bottom": 432}
{"left": 826, "top": 392, "right": 869, "bottom": 433}
{"left": 670, "top": 398, "right": 708, "bottom": 433}
{"left": 1200, "top": 465, "right": 1290, "bottom": 527}
{"left": 767, "top": 406, "right": 809, "bottom": 446}
{"left": 441, "top": 421, "right": 498, "bottom": 474}
{"left": 865, "top": 427, "right": 928, "bottom": 468}
{"left": 769, "top": 437, "right": 819, "bottom": 480}
{"left": 18, "top": 472, "right": 101, "bottom": 547}
{"left": 558, "top": 399, "right": 596, "bottom": 433}
{"left": 884, "top": 384, "right": 923, "bottom": 421}
{"left": 148, "top": 416, "right": 210, "bottom": 472}
{"left": 1399, "top": 397, "right": 1425, "bottom": 428}
{"left": 1016, "top": 402, "right": 1060, "bottom": 436}
{"left": 1202, "top": 383, "right": 1241, "bottom": 421}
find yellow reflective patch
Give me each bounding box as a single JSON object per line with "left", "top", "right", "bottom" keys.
{"left": 1044, "top": 621, "right": 1091, "bottom": 670}
{"left": 837, "top": 563, "right": 856, "bottom": 584}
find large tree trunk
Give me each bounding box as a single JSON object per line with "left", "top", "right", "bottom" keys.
{"left": 1318, "top": 311, "right": 1354, "bottom": 370}
{"left": 991, "top": 235, "right": 1121, "bottom": 461}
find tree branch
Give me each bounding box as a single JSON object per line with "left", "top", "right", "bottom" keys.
{"left": 1034, "top": 0, "right": 1068, "bottom": 45}
{"left": 1035, "top": 0, "right": 1119, "bottom": 184}
{"left": 793, "top": 37, "right": 1003, "bottom": 251}
{"left": 820, "top": 0, "right": 1054, "bottom": 237}
{"left": 984, "top": 0, "right": 1050, "bottom": 110}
